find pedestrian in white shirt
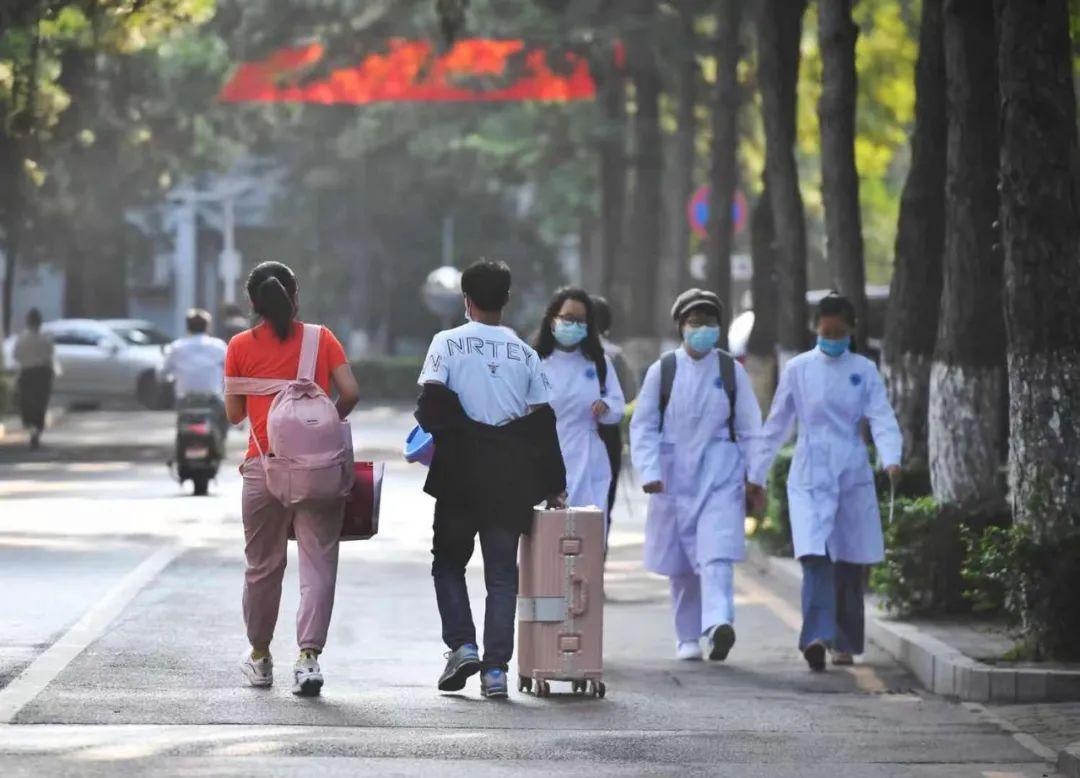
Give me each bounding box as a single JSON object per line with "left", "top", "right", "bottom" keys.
{"left": 746, "top": 293, "right": 902, "bottom": 671}
{"left": 13, "top": 308, "right": 55, "bottom": 450}
{"left": 630, "top": 289, "right": 763, "bottom": 663}
{"left": 161, "top": 309, "right": 228, "bottom": 398}
{"left": 533, "top": 288, "right": 626, "bottom": 524}
{"left": 417, "top": 260, "right": 565, "bottom": 700}
{"left": 161, "top": 309, "right": 228, "bottom": 435}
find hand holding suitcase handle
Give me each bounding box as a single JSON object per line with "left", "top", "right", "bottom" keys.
{"left": 570, "top": 575, "right": 588, "bottom": 617}
{"left": 546, "top": 491, "right": 568, "bottom": 509}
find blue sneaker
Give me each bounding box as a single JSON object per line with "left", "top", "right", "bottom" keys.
{"left": 480, "top": 668, "right": 509, "bottom": 699}
{"left": 438, "top": 644, "right": 481, "bottom": 691}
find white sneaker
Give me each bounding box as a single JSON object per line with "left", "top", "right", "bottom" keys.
{"left": 241, "top": 652, "right": 273, "bottom": 687}
{"left": 676, "top": 640, "right": 703, "bottom": 661}
{"left": 292, "top": 651, "right": 324, "bottom": 696}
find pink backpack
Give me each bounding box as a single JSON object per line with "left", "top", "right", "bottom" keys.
{"left": 225, "top": 323, "right": 354, "bottom": 505}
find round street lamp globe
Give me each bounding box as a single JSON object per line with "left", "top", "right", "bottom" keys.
{"left": 422, "top": 266, "right": 463, "bottom": 322}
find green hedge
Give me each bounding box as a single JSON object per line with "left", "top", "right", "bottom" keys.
{"left": 352, "top": 357, "right": 425, "bottom": 401}
{"left": 871, "top": 497, "right": 1008, "bottom": 618}
{"left": 962, "top": 523, "right": 1080, "bottom": 661}
{"left": 0, "top": 371, "right": 13, "bottom": 416}
{"left": 751, "top": 446, "right": 796, "bottom": 556}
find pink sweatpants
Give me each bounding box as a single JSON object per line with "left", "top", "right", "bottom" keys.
{"left": 241, "top": 459, "right": 344, "bottom": 652}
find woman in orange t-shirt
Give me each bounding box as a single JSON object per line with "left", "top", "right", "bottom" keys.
{"left": 224, "top": 261, "right": 359, "bottom": 696}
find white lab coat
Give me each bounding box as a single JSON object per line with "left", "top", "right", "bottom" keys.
{"left": 748, "top": 348, "right": 902, "bottom": 564}
{"left": 543, "top": 349, "right": 625, "bottom": 514}
{"left": 630, "top": 348, "right": 762, "bottom": 575}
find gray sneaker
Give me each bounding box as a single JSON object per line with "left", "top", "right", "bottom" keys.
{"left": 240, "top": 651, "right": 273, "bottom": 687}
{"left": 292, "top": 651, "right": 324, "bottom": 696}
{"left": 480, "top": 668, "right": 509, "bottom": 699}
{"left": 438, "top": 643, "right": 481, "bottom": 691}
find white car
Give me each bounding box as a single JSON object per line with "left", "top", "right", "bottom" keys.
{"left": 3, "top": 318, "right": 171, "bottom": 408}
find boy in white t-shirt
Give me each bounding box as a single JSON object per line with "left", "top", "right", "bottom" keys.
{"left": 417, "top": 260, "right": 565, "bottom": 699}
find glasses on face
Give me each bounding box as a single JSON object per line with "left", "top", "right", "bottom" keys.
{"left": 555, "top": 314, "right": 587, "bottom": 326}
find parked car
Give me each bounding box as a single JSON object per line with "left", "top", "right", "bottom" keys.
{"left": 3, "top": 318, "right": 170, "bottom": 408}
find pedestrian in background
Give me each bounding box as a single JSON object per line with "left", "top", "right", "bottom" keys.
{"left": 415, "top": 260, "right": 566, "bottom": 699}
{"left": 534, "top": 288, "right": 625, "bottom": 528}
{"left": 224, "top": 261, "right": 360, "bottom": 695}
{"left": 746, "top": 292, "right": 902, "bottom": 671}
{"left": 630, "top": 290, "right": 762, "bottom": 662}
{"left": 590, "top": 295, "right": 636, "bottom": 530}
{"left": 13, "top": 308, "right": 55, "bottom": 450}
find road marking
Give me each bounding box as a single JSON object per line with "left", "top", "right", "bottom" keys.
{"left": 962, "top": 702, "right": 1058, "bottom": 763}
{"left": 738, "top": 567, "right": 891, "bottom": 693}
{"left": 735, "top": 568, "right": 802, "bottom": 631}
{"left": 0, "top": 544, "right": 183, "bottom": 723}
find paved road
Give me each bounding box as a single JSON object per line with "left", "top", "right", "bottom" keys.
{"left": 0, "top": 408, "right": 1063, "bottom": 776}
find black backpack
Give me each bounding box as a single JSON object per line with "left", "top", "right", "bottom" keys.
{"left": 657, "top": 350, "right": 738, "bottom": 443}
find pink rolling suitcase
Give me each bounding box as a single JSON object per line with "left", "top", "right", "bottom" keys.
{"left": 516, "top": 507, "right": 606, "bottom": 698}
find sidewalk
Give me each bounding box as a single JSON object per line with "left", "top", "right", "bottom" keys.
{"left": 0, "top": 408, "right": 67, "bottom": 444}
{"left": 752, "top": 547, "right": 1080, "bottom": 776}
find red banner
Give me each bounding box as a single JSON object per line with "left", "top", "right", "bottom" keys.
{"left": 219, "top": 39, "right": 596, "bottom": 104}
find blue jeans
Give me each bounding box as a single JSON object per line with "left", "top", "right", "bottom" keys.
{"left": 431, "top": 504, "right": 520, "bottom": 671}
{"left": 799, "top": 555, "right": 865, "bottom": 654}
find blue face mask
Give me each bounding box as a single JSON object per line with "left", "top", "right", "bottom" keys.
{"left": 818, "top": 335, "right": 851, "bottom": 357}
{"left": 684, "top": 325, "right": 721, "bottom": 354}
{"left": 553, "top": 320, "right": 588, "bottom": 348}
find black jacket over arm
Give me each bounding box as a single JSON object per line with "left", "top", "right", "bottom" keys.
{"left": 415, "top": 382, "right": 566, "bottom": 534}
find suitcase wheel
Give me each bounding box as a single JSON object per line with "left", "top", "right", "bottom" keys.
{"left": 572, "top": 680, "right": 586, "bottom": 695}
{"left": 536, "top": 680, "right": 551, "bottom": 698}
{"left": 518, "top": 676, "right": 532, "bottom": 694}
{"left": 596, "top": 681, "right": 606, "bottom": 699}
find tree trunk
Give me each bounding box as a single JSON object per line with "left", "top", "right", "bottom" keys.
{"left": 929, "top": 0, "right": 1005, "bottom": 511}
{"left": 0, "top": 11, "right": 39, "bottom": 337}
{"left": 882, "top": 0, "right": 947, "bottom": 468}
{"left": 625, "top": 0, "right": 663, "bottom": 337}
{"left": 996, "top": 0, "right": 1080, "bottom": 535}
{"left": 748, "top": 185, "right": 779, "bottom": 358}
{"left": 706, "top": 0, "right": 743, "bottom": 317}
{"left": 817, "top": 0, "right": 868, "bottom": 348}
{"left": 0, "top": 130, "right": 21, "bottom": 338}
{"left": 596, "top": 44, "right": 628, "bottom": 317}
{"left": 757, "top": 0, "right": 809, "bottom": 362}
{"left": 672, "top": 0, "right": 697, "bottom": 296}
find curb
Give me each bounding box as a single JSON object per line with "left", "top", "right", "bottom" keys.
{"left": 1060, "top": 742, "right": 1080, "bottom": 778}
{"left": 751, "top": 545, "right": 1080, "bottom": 704}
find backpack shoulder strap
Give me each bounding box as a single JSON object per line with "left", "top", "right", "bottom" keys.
{"left": 223, "top": 376, "right": 290, "bottom": 396}
{"left": 717, "top": 349, "right": 738, "bottom": 442}
{"left": 297, "top": 323, "right": 321, "bottom": 382}
{"left": 658, "top": 351, "right": 677, "bottom": 433}
{"left": 595, "top": 353, "right": 608, "bottom": 397}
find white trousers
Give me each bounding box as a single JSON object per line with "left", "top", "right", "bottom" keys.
{"left": 669, "top": 560, "right": 735, "bottom": 642}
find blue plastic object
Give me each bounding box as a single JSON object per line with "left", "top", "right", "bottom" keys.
{"left": 404, "top": 425, "right": 435, "bottom": 467}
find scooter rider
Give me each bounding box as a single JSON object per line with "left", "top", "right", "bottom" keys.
{"left": 161, "top": 309, "right": 229, "bottom": 436}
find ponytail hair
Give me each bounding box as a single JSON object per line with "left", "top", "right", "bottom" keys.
{"left": 246, "top": 261, "right": 297, "bottom": 341}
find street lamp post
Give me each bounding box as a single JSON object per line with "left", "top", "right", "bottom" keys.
{"left": 169, "top": 182, "right": 250, "bottom": 337}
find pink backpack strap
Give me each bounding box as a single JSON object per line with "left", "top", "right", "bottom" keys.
{"left": 223, "top": 376, "right": 290, "bottom": 396}
{"left": 297, "top": 323, "right": 321, "bottom": 382}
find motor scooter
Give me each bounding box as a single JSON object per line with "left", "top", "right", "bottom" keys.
{"left": 174, "top": 393, "right": 225, "bottom": 496}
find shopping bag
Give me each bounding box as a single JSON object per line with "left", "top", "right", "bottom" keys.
{"left": 287, "top": 461, "right": 384, "bottom": 541}
{"left": 341, "top": 461, "right": 384, "bottom": 541}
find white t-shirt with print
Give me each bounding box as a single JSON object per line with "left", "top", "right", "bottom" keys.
{"left": 418, "top": 321, "right": 550, "bottom": 426}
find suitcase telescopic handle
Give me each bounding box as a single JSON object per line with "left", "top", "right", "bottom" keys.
{"left": 570, "top": 575, "right": 588, "bottom": 617}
